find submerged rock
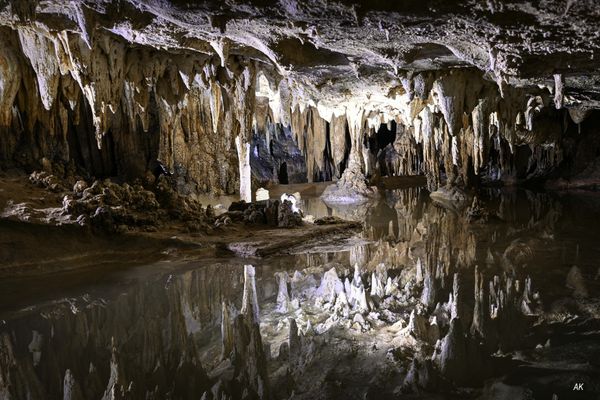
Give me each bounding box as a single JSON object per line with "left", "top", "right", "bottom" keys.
{"left": 566, "top": 266, "right": 589, "bottom": 298}
{"left": 321, "top": 164, "right": 379, "bottom": 204}
{"left": 278, "top": 199, "right": 303, "bottom": 228}
{"left": 430, "top": 186, "right": 469, "bottom": 211}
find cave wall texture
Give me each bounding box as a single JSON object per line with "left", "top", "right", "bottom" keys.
{"left": 0, "top": 0, "right": 600, "bottom": 197}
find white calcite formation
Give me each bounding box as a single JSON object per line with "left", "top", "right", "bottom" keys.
{"left": 255, "top": 187, "right": 270, "bottom": 202}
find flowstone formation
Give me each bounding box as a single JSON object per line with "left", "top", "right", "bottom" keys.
{"left": 0, "top": 1, "right": 599, "bottom": 203}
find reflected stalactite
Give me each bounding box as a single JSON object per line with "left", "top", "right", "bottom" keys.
{"left": 0, "top": 262, "right": 252, "bottom": 399}
{"left": 1, "top": 188, "right": 599, "bottom": 398}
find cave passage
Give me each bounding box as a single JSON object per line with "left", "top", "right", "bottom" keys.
{"left": 1, "top": 1, "right": 600, "bottom": 400}
{"left": 278, "top": 161, "right": 289, "bottom": 184}
{"left": 372, "top": 121, "right": 398, "bottom": 152}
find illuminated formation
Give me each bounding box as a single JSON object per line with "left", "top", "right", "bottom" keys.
{"left": 0, "top": 1, "right": 599, "bottom": 399}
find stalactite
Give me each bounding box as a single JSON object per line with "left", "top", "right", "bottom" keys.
{"left": 432, "top": 70, "right": 466, "bottom": 137}
{"left": 18, "top": 27, "right": 60, "bottom": 111}
{"left": 330, "top": 114, "right": 348, "bottom": 176}
{"left": 0, "top": 18, "right": 582, "bottom": 199}
{"left": 0, "top": 39, "right": 21, "bottom": 127}
{"left": 470, "top": 266, "right": 487, "bottom": 337}
{"left": 241, "top": 264, "right": 260, "bottom": 323}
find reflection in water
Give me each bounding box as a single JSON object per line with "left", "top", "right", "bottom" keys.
{"left": 1, "top": 187, "right": 599, "bottom": 399}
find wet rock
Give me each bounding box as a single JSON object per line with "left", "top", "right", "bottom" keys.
{"left": 430, "top": 185, "right": 469, "bottom": 211}
{"left": 29, "top": 171, "right": 65, "bottom": 192}
{"left": 247, "top": 209, "right": 266, "bottom": 224}
{"left": 228, "top": 200, "right": 251, "bottom": 212}
{"left": 466, "top": 197, "right": 490, "bottom": 223}
{"left": 403, "top": 358, "right": 439, "bottom": 392}
{"left": 566, "top": 266, "right": 588, "bottom": 298}
{"left": 264, "top": 200, "right": 279, "bottom": 226}
{"left": 503, "top": 239, "right": 534, "bottom": 269}
{"left": 90, "top": 207, "right": 115, "bottom": 233}
{"left": 76, "top": 214, "right": 89, "bottom": 227}
{"left": 73, "top": 180, "right": 88, "bottom": 195}
{"left": 280, "top": 193, "right": 299, "bottom": 212}
{"left": 278, "top": 199, "right": 302, "bottom": 228}
{"left": 205, "top": 204, "right": 215, "bottom": 219}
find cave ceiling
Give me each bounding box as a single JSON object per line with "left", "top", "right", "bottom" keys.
{"left": 3, "top": 0, "right": 600, "bottom": 111}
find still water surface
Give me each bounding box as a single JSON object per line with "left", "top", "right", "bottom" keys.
{"left": 0, "top": 183, "right": 599, "bottom": 398}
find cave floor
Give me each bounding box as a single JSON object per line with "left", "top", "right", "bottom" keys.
{"left": 0, "top": 177, "right": 599, "bottom": 399}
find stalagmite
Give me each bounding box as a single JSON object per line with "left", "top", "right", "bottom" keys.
{"left": 407, "top": 309, "right": 429, "bottom": 340}
{"left": 450, "top": 273, "right": 466, "bottom": 321}
{"left": 317, "top": 267, "right": 345, "bottom": 303}
{"left": 438, "top": 318, "right": 467, "bottom": 384}
{"left": 520, "top": 276, "right": 534, "bottom": 314}
{"left": 333, "top": 290, "right": 350, "bottom": 318}
{"left": 421, "top": 263, "right": 437, "bottom": 308}
{"left": 416, "top": 258, "right": 424, "bottom": 284}
{"left": 320, "top": 105, "right": 379, "bottom": 203}
{"left": 370, "top": 271, "right": 385, "bottom": 299}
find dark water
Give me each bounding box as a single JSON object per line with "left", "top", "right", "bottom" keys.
{"left": 0, "top": 185, "right": 599, "bottom": 399}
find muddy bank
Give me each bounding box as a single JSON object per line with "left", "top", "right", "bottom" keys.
{"left": 0, "top": 172, "right": 362, "bottom": 277}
